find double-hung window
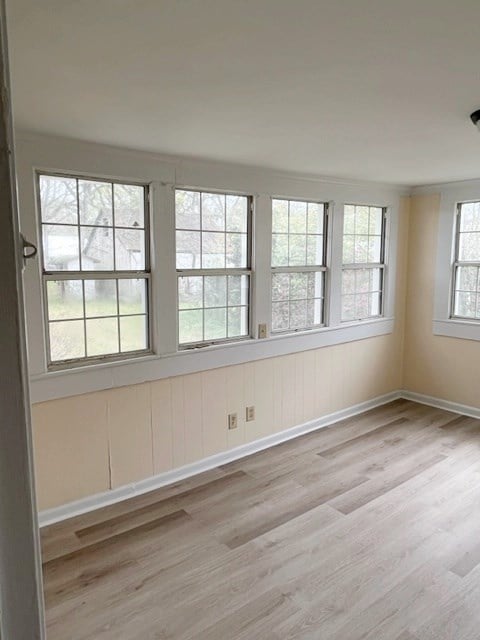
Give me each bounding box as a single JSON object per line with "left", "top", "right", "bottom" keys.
{"left": 451, "top": 201, "right": 480, "bottom": 319}
{"left": 271, "top": 198, "right": 328, "bottom": 333}
{"left": 341, "top": 204, "right": 386, "bottom": 321}
{"left": 175, "top": 189, "right": 252, "bottom": 347}
{"left": 38, "top": 173, "right": 150, "bottom": 366}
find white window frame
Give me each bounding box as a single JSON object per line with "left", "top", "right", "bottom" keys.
{"left": 17, "top": 133, "right": 400, "bottom": 403}
{"left": 175, "top": 188, "right": 254, "bottom": 349}
{"left": 270, "top": 198, "right": 329, "bottom": 334}
{"left": 434, "top": 181, "right": 480, "bottom": 341}
{"left": 341, "top": 204, "right": 388, "bottom": 322}
{"left": 37, "top": 171, "right": 152, "bottom": 369}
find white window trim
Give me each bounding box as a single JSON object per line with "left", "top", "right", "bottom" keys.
{"left": 433, "top": 181, "right": 480, "bottom": 341}
{"left": 16, "top": 132, "right": 402, "bottom": 403}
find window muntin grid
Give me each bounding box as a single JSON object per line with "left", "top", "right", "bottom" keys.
{"left": 452, "top": 201, "right": 480, "bottom": 320}
{"left": 341, "top": 204, "right": 386, "bottom": 322}
{"left": 271, "top": 198, "right": 327, "bottom": 333}
{"left": 38, "top": 173, "right": 150, "bottom": 366}
{"left": 175, "top": 189, "right": 252, "bottom": 347}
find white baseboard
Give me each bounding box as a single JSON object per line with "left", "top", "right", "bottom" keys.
{"left": 38, "top": 390, "right": 402, "bottom": 527}
{"left": 400, "top": 390, "right": 480, "bottom": 420}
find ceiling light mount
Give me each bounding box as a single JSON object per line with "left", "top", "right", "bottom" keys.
{"left": 471, "top": 109, "right": 480, "bottom": 131}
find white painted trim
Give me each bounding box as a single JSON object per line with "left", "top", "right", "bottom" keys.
{"left": 433, "top": 319, "right": 480, "bottom": 342}
{"left": 30, "top": 317, "right": 394, "bottom": 402}
{"left": 400, "top": 390, "right": 480, "bottom": 419}
{"left": 38, "top": 390, "right": 401, "bottom": 527}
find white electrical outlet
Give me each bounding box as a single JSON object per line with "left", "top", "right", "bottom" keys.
{"left": 258, "top": 323, "right": 267, "bottom": 339}
{"left": 246, "top": 406, "right": 255, "bottom": 422}
{"left": 228, "top": 413, "right": 238, "bottom": 430}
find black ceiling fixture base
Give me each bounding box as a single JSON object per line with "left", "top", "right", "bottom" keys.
{"left": 470, "top": 110, "right": 480, "bottom": 127}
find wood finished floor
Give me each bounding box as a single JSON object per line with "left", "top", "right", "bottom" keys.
{"left": 41, "top": 399, "right": 480, "bottom": 640}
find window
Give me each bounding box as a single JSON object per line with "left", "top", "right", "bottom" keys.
{"left": 175, "top": 189, "right": 252, "bottom": 347}
{"left": 341, "top": 204, "right": 386, "bottom": 321}
{"left": 451, "top": 201, "right": 480, "bottom": 319}
{"left": 271, "top": 198, "right": 328, "bottom": 332}
{"left": 38, "top": 174, "right": 150, "bottom": 366}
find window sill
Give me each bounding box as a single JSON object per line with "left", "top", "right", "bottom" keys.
{"left": 433, "top": 318, "right": 480, "bottom": 342}
{"left": 29, "top": 317, "right": 395, "bottom": 403}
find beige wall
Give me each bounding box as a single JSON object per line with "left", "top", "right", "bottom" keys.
{"left": 403, "top": 193, "right": 480, "bottom": 407}
{"left": 31, "top": 197, "right": 410, "bottom": 511}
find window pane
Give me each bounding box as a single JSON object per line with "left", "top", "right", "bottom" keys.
{"left": 368, "top": 236, "right": 382, "bottom": 262}
{"left": 342, "top": 269, "right": 355, "bottom": 295}
{"left": 355, "top": 206, "right": 369, "bottom": 233}
{"left": 228, "top": 275, "right": 249, "bottom": 306}
{"left": 226, "top": 195, "right": 248, "bottom": 232}
{"left": 354, "top": 235, "right": 369, "bottom": 263}
{"left": 120, "top": 315, "right": 147, "bottom": 352}
{"left": 47, "top": 280, "right": 83, "bottom": 320}
{"left": 115, "top": 228, "right": 145, "bottom": 270}
{"left": 369, "top": 208, "right": 383, "bottom": 235}
{"left": 176, "top": 190, "right": 200, "bottom": 230}
{"left": 272, "top": 234, "right": 289, "bottom": 266}
{"left": 341, "top": 266, "right": 383, "bottom": 321}
{"left": 176, "top": 231, "right": 201, "bottom": 269}
{"left": 272, "top": 301, "right": 289, "bottom": 331}
{"left": 356, "top": 269, "right": 370, "bottom": 293}
{"left": 342, "top": 235, "right": 355, "bottom": 264}
{"left": 272, "top": 199, "right": 288, "bottom": 233}
{"left": 202, "top": 192, "right": 225, "bottom": 231}
{"left": 307, "top": 234, "right": 324, "bottom": 265}
{"left": 39, "top": 175, "right": 78, "bottom": 224}
{"left": 49, "top": 320, "right": 85, "bottom": 361}
{"left": 86, "top": 317, "right": 119, "bottom": 356}
{"left": 460, "top": 202, "right": 480, "bottom": 232}
{"left": 289, "top": 201, "right": 307, "bottom": 233}
{"left": 458, "top": 232, "right": 480, "bottom": 262}
{"left": 369, "top": 292, "right": 381, "bottom": 316}
{"left": 84, "top": 279, "right": 117, "bottom": 317}
{"left": 454, "top": 291, "right": 477, "bottom": 318}
{"left": 43, "top": 224, "right": 80, "bottom": 270}
{"left": 290, "top": 300, "right": 307, "bottom": 329}
{"left": 307, "top": 271, "right": 324, "bottom": 299}
{"left": 344, "top": 205, "right": 355, "bottom": 234}
{"left": 307, "top": 203, "right": 323, "bottom": 234}
{"left": 79, "top": 180, "right": 113, "bottom": 226}
{"left": 272, "top": 273, "right": 289, "bottom": 301}
{"left": 289, "top": 234, "right": 306, "bottom": 266}
{"left": 290, "top": 272, "right": 308, "bottom": 300}
{"left": 202, "top": 232, "right": 225, "bottom": 268}
{"left": 179, "top": 309, "right": 203, "bottom": 343}
{"left": 228, "top": 306, "right": 248, "bottom": 337}
{"left": 456, "top": 265, "right": 478, "bottom": 291}
{"left": 342, "top": 295, "right": 356, "bottom": 321}
{"left": 118, "top": 279, "right": 147, "bottom": 315}
{"left": 114, "top": 184, "right": 145, "bottom": 228}
{"left": 204, "top": 276, "right": 227, "bottom": 308}
{"left": 178, "top": 276, "right": 203, "bottom": 309}
{"left": 80, "top": 226, "right": 114, "bottom": 270}
{"left": 226, "top": 233, "right": 247, "bottom": 268}
{"left": 204, "top": 308, "right": 226, "bottom": 340}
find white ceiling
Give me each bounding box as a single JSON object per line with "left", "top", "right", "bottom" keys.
{"left": 7, "top": 0, "right": 480, "bottom": 186}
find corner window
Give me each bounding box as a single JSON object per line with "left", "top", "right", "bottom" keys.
{"left": 38, "top": 174, "right": 151, "bottom": 366}
{"left": 271, "top": 198, "right": 328, "bottom": 333}
{"left": 175, "top": 189, "right": 252, "bottom": 347}
{"left": 452, "top": 201, "right": 480, "bottom": 320}
{"left": 341, "top": 204, "right": 386, "bottom": 321}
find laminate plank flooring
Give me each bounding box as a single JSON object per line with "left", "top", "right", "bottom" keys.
{"left": 41, "top": 400, "right": 480, "bottom": 639}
